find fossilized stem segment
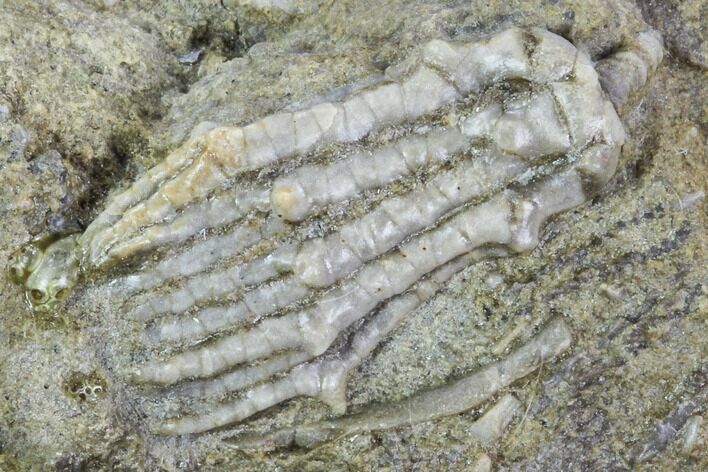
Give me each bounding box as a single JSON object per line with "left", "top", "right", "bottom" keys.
{"left": 82, "top": 66, "right": 460, "bottom": 266}
{"left": 313, "top": 251, "right": 483, "bottom": 412}
{"left": 141, "top": 277, "right": 310, "bottom": 344}
{"left": 133, "top": 151, "right": 525, "bottom": 332}
{"left": 171, "top": 351, "right": 312, "bottom": 401}
{"left": 420, "top": 28, "right": 530, "bottom": 93}
{"left": 290, "top": 154, "right": 524, "bottom": 290}
{"left": 160, "top": 318, "right": 571, "bottom": 436}
{"left": 273, "top": 89, "right": 572, "bottom": 223}
{"left": 78, "top": 141, "right": 203, "bottom": 254}
{"left": 134, "top": 244, "right": 480, "bottom": 382}
{"left": 466, "top": 393, "right": 522, "bottom": 446}
{"left": 153, "top": 253, "right": 480, "bottom": 433}
{"left": 130, "top": 243, "right": 299, "bottom": 320}
{"left": 121, "top": 222, "right": 265, "bottom": 293}
{"left": 230, "top": 393, "right": 521, "bottom": 451}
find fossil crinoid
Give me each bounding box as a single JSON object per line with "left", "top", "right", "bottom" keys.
{"left": 10, "top": 27, "right": 662, "bottom": 436}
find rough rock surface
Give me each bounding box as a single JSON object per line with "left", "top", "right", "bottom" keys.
{"left": 0, "top": 1, "right": 705, "bottom": 470}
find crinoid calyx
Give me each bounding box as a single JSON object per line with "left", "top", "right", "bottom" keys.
{"left": 10, "top": 27, "right": 662, "bottom": 436}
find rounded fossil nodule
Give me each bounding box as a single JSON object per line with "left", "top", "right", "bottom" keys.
{"left": 9, "top": 233, "right": 80, "bottom": 311}
{"left": 9, "top": 27, "right": 662, "bottom": 435}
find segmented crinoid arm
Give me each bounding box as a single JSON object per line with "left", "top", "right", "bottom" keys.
{"left": 222, "top": 320, "right": 571, "bottom": 450}
{"left": 596, "top": 30, "right": 664, "bottom": 111}
{"left": 163, "top": 316, "right": 571, "bottom": 436}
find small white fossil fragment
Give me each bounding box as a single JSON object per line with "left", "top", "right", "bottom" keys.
{"left": 466, "top": 393, "right": 522, "bottom": 446}
{"left": 470, "top": 454, "right": 493, "bottom": 472}
{"left": 682, "top": 415, "right": 703, "bottom": 453}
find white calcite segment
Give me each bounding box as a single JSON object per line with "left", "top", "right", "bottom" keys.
{"left": 634, "top": 30, "right": 664, "bottom": 72}
{"left": 423, "top": 28, "right": 530, "bottom": 93}
{"left": 243, "top": 121, "right": 278, "bottom": 167}
{"left": 493, "top": 92, "right": 570, "bottom": 158}
{"left": 342, "top": 96, "right": 378, "bottom": 140}
{"left": 509, "top": 169, "right": 587, "bottom": 252}
{"left": 601, "top": 101, "right": 627, "bottom": 146}
{"left": 292, "top": 108, "right": 324, "bottom": 154}
{"left": 466, "top": 393, "right": 522, "bottom": 446}
{"left": 551, "top": 79, "right": 606, "bottom": 147}
{"left": 463, "top": 91, "right": 570, "bottom": 158}
{"left": 469, "top": 28, "right": 531, "bottom": 83}
{"left": 572, "top": 50, "right": 601, "bottom": 86}
{"left": 361, "top": 83, "right": 406, "bottom": 123}
{"left": 421, "top": 39, "right": 468, "bottom": 83}
{"left": 460, "top": 104, "right": 503, "bottom": 138}
{"left": 309, "top": 102, "right": 340, "bottom": 137}
{"left": 527, "top": 28, "right": 578, "bottom": 82}
{"left": 401, "top": 66, "right": 460, "bottom": 118}
{"left": 575, "top": 142, "right": 622, "bottom": 187}
{"left": 260, "top": 112, "right": 296, "bottom": 157}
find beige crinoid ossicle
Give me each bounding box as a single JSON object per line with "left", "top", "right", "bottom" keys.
{"left": 10, "top": 27, "right": 662, "bottom": 436}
